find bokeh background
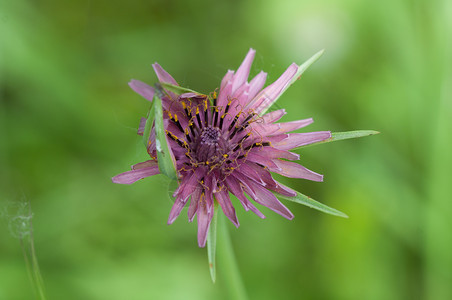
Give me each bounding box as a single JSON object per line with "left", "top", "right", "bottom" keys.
{"left": 1, "top": 0, "right": 451, "bottom": 299}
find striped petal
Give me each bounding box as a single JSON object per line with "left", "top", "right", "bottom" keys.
{"left": 245, "top": 179, "right": 294, "bottom": 220}
{"left": 197, "top": 191, "right": 214, "bottom": 247}
{"left": 129, "top": 80, "right": 155, "bottom": 102}
{"left": 271, "top": 131, "right": 331, "bottom": 150}
{"left": 232, "top": 48, "right": 256, "bottom": 93}
{"left": 225, "top": 176, "right": 265, "bottom": 219}
{"left": 269, "top": 159, "right": 323, "bottom": 182}
{"left": 215, "top": 190, "right": 239, "bottom": 227}
{"left": 247, "top": 71, "right": 267, "bottom": 103}
{"left": 112, "top": 164, "right": 159, "bottom": 184}
{"left": 245, "top": 63, "right": 298, "bottom": 114}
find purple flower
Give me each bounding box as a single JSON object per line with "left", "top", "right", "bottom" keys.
{"left": 113, "top": 49, "right": 331, "bottom": 247}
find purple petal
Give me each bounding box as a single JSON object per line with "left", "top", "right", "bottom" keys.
{"left": 278, "top": 118, "right": 314, "bottom": 132}
{"left": 245, "top": 63, "right": 298, "bottom": 114}
{"left": 269, "top": 159, "right": 323, "bottom": 182}
{"left": 131, "top": 160, "right": 157, "bottom": 170}
{"left": 129, "top": 80, "right": 155, "bottom": 102}
{"left": 250, "top": 147, "right": 299, "bottom": 161}
{"left": 197, "top": 192, "right": 214, "bottom": 247}
{"left": 237, "top": 163, "right": 266, "bottom": 185}
{"left": 112, "top": 164, "right": 159, "bottom": 184}
{"left": 137, "top": 117, "right": 147, "bottom": 136}
{"left": 215, "top": 190, "right": 239, "bottom": 227}
{"left": 240, "top": 162, "right": 276, "bottom": 187}
{"left": 247, "top": 71, "right": 267, "bottom": 103}
{"left": 225, "top": 176, "right": 265, "bottom": 219}
{"left": 152, "top": 63, "right": 178, "bottom": 86}
{"left": 220, "top": 70, "right": 234, "bottom": 91}
{"left": 217, "top": 79, "right": 233, "bottom": 108}
{"left": 169, "top": 170, "right": 206, "bottom": 225}
{"left": 168, "top": 195, "right": 188, "bottom": 224}
{"left": 273, "top": 182, "right": 297, "bottom": 197}
{"left": 232, "top": 48, "right": 256, "bottom": 93}
{"left": 245, "top": 179, "right": 294, "bottom": 220}
{"left": 188, "top": 187, "right": 201, "bottom": 222}
{"left": 246, "top": 152, "right": 282, "bottom": 170}
{"left": 152, "top": 63, "right": 179, "bottom": 100}
{"left": 251, "top": 119, "right": 314, "bottom": 137}
{"left": 173, "top": 168, "right": 205, "bottom": 201}
{"left": 271, "top": 131, "right": 331, "bottom": 150}
{"left": 262, "top": 109, "right": 286, "bottom": 123}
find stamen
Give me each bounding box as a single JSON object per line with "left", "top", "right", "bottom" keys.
{"left": 195, "top": 106, "right": 202, "bottom": 128}
{"left": 228, "top": 111, "right": 242, "bottom": 131}
{"left": 182, "top": 101, "right": 191, "bottom": 117}
{"left": 212, "top": 91, "right": 217, "bottom": 106}
{"left": 171, "top": 113, "right": 184, "bottom": 133}
{"left": 184, "top": 127, "right": 192, "bottom": 142}
{"left": 244, "top": 141, "right": 270, "bottom": 151}
{"left": 219, "top": 114, "right": 225, "bottom": 129}
{"left": 213, "top": 107, "right": 219, "bottom": 127}
{"left": 204, "top": 99, "right": 208, "bottom": 127}
{"left": 188, "top": 121, "right": 195, "bottom": 138}
{"left": 166, "top": 130, "right": 188, "bottom": 149}
{"left": 224, "top": 99, "right": 232, "bottom": 115}
{"left": 233, "top": 132, "right": 252, "bottom": 152}
{"left": 229, "top": 125, "right": 240, "bottom": 139}
{"left": 241, "top": 113, "right": 255, "bottom": 126}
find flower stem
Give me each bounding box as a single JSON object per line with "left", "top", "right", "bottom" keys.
{"left": 20, "top": 205, "right": 47, "bottom": 300}
{"left": 217, "top": 213, "right": 248, "bottom": 300}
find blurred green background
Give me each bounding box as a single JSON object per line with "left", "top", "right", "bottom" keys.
{"left": 1, "top": 0, "right": 451, "bottom": 299}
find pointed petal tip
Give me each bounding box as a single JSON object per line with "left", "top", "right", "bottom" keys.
{"left": 198, "top": 236, "right": 207, "bottom": 248}
{"left": 111, "top": 176, "right": 122, "bottom": 184}
{"left": 230, "top": 218, "right": 240, "bottom": 228}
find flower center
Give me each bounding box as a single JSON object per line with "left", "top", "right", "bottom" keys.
{"left": 195, "top": 126, "right": 224, "bottom": 163}
{"left": 200, "top": 126, "right": 220, "bottom": 145}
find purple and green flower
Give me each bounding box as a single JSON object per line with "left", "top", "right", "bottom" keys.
{"left": 112, "top": 49, "right": 377, "bottom": 281}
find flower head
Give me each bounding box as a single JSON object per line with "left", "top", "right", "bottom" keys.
{"left": 113, "top": 49, "right": 331, "bottom": 247}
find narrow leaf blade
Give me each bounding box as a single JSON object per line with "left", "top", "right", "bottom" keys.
{"left": 142, "top": 101, "right": 155, "bottom": 147}
{"left": 207, "top": 202, "right": 219, "bottom": 283}
{"left": 294, "top": 130, "right": 380, "bottom": 150}
{"left": 290, "top": 49, "right": 325, "bottom": 85}
{"left": 260, "top": 50, "right": 324, "bottom": 115}
{"left": 153, "top": 90, "right": 178, "bottom": 180}
{"left": 160, "top": 82, "right": 203, "bottom": 96}
{"left": 274, "top": 190, "right": 348, "bottom": 218}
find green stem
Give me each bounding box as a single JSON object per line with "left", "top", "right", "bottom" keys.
{"left": 21, "top": 205, "right": 47, "bottom": 300}
{"left": 217, "top": 213, "right": 248, "bottom": 300}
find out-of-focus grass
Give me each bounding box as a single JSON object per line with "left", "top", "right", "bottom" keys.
{"left": 1, "top": 0, "right": 451, "bottom": 299}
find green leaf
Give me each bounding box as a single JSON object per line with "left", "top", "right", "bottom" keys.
{"left": 290, "top": 49, "right": 325, "bottom": 85}
{"left": 294, "top": 130, "right": 380, "bottom": 150}
{"left": 160, "top": 82, "right": 204, "bottom": 96}
{"left": 260, "top": 49, "right": 324, "bottom": 116}
{"left": 142, "top": 101, "right": 155, "bottom": 147}
{"left": 153, "top": 86, "right": 178, "bottom": 180}
{"left": 165, "top": 178, "right": 179, "bottom": 204}
{"left": 274, "top": 190, "right": 348, "bottom": 218}
{"left": 207, "top": 202, "right": 219, "bottom": 283}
